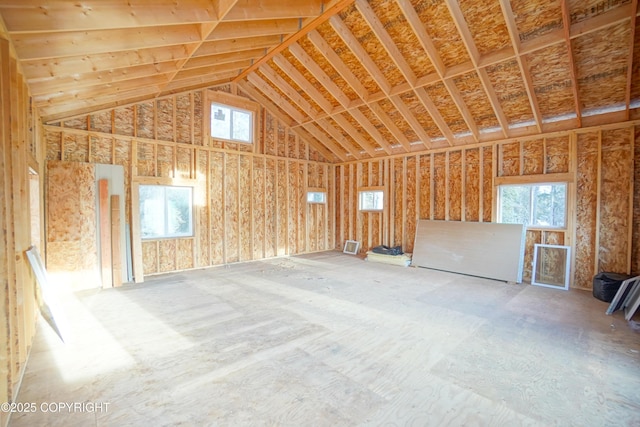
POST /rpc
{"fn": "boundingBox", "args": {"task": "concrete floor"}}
[11,251,640,426]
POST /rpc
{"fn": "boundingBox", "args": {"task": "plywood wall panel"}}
[288,161,299,254]
[63,133,89,162]
[287,130,298,160]
[633,127,640,276]
[500,141,520,176]
[393,159,404,246]
[448,151,462,221]
[90,111,112,134]
[159,239,177,272]
[176,147,192,180]
[482,146,493,222]
[176,94,192,144]
[45,130,61,161]
[156,98,174,142]
[405,156,417,252]
[137,141,156,177]
[63,117,88,130]
[277,121,287,158]
[299,164,308,251]
[598,129,632,273]
[114,106,135,137]
[464,148,480,222]
[253,157,265,259]
[90,136,113,165]
[419,155,431,219]
[225,153,239,263]
[575,132,598,288]
[209,152,225,265]
[544,231,564,245]
[433,153,447,220]
[176,239,193,270]
[545,136,570,174]
[142,241,158,275]
[523,139,544,175]
[264,158,276,258]
[196,150,210,267]
[156,144,174,178]
[114,139,131,223]
[265,112,275,156]
[136,102,155,139]
[239,155,252,261]
[524,230,542,281]
[193,91,204,145]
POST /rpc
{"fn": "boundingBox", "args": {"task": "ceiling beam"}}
[389,95,432,149]
[207,19,300,41]
[498,0,543,133]
[12,24,203,60]
[238,80,342,161]
[311,118,363,159]
[155,0,239,98]
[560,0,583,127]
[271,54,334,114]
[368,102,412,152]
[329,15,391,94]
[288,42,351,109]
[233,0,355,83]
[624,0,638,120]
[355,0,417,86]
[28,61,180,96]
[222,0,324,21]
[0,0,219,33]
[193,34,281,57]
[246,72,306,123]
[182,48,267,70]
[20,44,196,80]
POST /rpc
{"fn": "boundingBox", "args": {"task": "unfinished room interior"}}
[1,0,640,425]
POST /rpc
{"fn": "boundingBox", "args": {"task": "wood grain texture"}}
[412,220,525,282]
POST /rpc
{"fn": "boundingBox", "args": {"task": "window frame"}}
[358,187,385,212]
[496,179,568,230]
[306,188,327,204]
[208,90,259,147]
[139,184,194,240]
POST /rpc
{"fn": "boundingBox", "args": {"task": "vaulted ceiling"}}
[1,0,638,162]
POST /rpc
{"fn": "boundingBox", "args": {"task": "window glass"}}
[307,191,327,204]
[359,190,384,211]
[140,185,193,239]
[499,183,566,228]
[211,103,252,143]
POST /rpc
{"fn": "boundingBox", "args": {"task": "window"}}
[211,103,252,143]
[307,191,326,204]
[139,185,193,239]
[498,183,566,228]
[358,189,384,211]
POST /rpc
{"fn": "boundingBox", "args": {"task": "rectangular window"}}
[211,102,252,143]
[498,183,566,228]
[358,190,384,211]
[139,185,193,239]
[307,191,326,204]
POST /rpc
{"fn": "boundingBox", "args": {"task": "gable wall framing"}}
[43,87,335,280]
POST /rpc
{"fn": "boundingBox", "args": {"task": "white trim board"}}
[411,220,525,283]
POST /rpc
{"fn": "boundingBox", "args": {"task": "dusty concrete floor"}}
[11,251,640,426]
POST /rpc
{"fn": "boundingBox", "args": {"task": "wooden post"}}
[99,179,112,287]
[111,195,122,287]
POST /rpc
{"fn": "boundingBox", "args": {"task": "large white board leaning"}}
[412,220,525,283]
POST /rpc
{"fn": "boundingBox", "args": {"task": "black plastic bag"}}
[371,245,403,256]
[593,272,633,302]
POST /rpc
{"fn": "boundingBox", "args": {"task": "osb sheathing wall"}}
[336,123,640,289]
[44,87,335,278]
[0,37,42,424]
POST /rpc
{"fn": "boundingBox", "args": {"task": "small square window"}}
[140,185,193,239]
[307,191,326,204]
[211,102,253,144]
[359,190,384,211]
